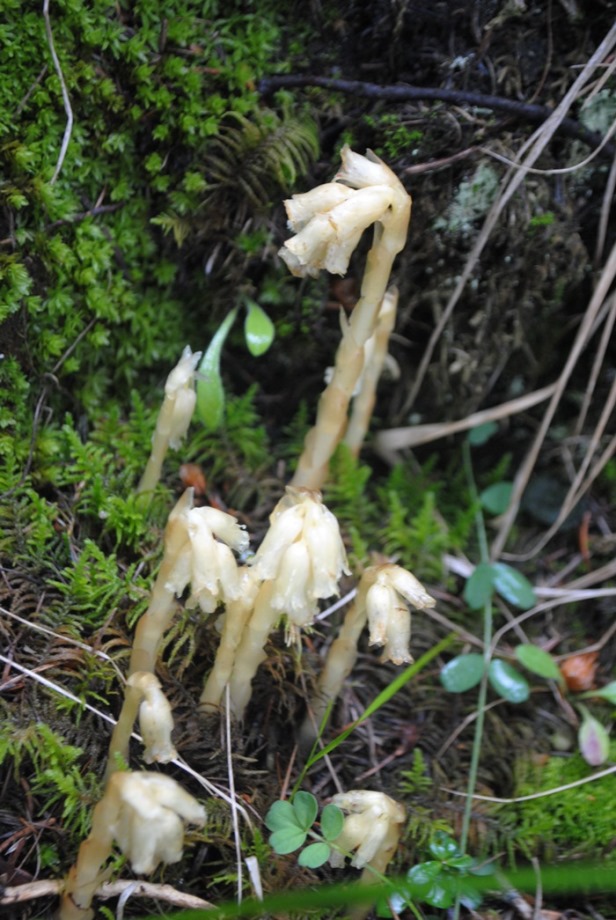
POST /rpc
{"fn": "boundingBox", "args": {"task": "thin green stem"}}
[453,441,495,919]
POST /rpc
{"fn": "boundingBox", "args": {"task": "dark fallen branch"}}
[259,74,612,156]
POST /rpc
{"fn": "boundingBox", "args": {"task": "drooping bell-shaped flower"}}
[364,564,435,664]
[249,486,350,627]
[329,790,405,874]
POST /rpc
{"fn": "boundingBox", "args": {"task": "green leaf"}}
[491,562,536,609]
[580,680,616,705]
[298,841,331,868]
[292,791,318,830]
[264,800,300,832]
[320,804,344,841]
[515,644,562,682]
[463,563,496,610]
[269,826,308,855]
[244,299,274,356]
[440,654,485,693]
[196,307,238,430]
[479,481,513,515]
[406,861,442,898]
[429,832,461,861]
[468,421,498,446]
[488,660,530,703]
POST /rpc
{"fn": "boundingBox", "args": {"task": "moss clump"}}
[501,742,616,862]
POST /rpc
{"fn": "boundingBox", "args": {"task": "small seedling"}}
[265,791,344,868]
[381,832,494,914]
[196,296,275,430]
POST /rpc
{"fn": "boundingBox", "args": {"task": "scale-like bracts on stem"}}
[280,146,411,490]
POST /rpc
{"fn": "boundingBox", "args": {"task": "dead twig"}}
[0,878,214,910]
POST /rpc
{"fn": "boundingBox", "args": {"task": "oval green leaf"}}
[491,562,536,610]
[468,421,498,446]
[196,307,238,430]
[429,831,461,861]
[488,659,530,703]
[320,804,344,841]
[515,644,562,682]
[292,791,318,830]
[269,826,307,855]
[406,861,442,898]
[298,841,331,869]
[479,481,513,515]
[440,654,485,693]
[244,299,274,356]
[463,563,496,610]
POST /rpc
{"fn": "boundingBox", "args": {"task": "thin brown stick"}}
[491,237,616,559]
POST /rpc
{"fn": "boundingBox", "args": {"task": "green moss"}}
[500,742,616,862]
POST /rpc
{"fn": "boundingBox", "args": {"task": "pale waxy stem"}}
[225,488,350,718]
[344,287,399,456]
[129,489,194,676]
[301,564,434,745]
[105,673,176,781]
[283,146,411,490]
[227,580,277,718]
[199,567,260,712]
[57,772,205,920]
[138,346,202,495]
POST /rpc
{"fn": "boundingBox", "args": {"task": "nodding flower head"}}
[107,771,206,874]
[163,490,249,614]
[249,487,350,627]
[329,789,405,871]
[360,564,435,665]
[278,146,410,279]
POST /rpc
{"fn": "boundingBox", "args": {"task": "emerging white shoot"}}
[138,346,202,495]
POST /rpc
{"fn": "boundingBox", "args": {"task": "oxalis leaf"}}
[440,654,485,693]
[298,842,331,869]
[320,804,344,841]
[292,791,318,830]
[196,307,238,430]
[264,799,300,832]
[269,826,308,855]
[244,299,274,356]
[488,660,530,703]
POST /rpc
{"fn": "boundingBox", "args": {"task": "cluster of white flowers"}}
[279,146,402,279]
[106,772,206,874]
[163,490,249,613]
[361,564,436,665]
[249,487,350,627]
[329,790,406,872]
